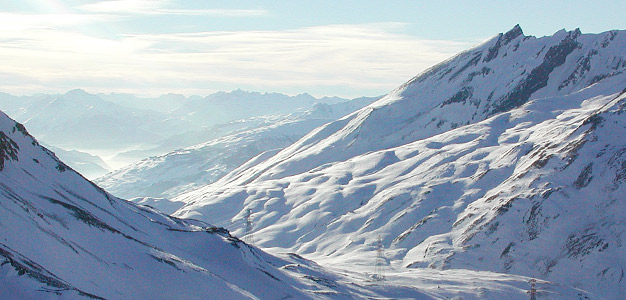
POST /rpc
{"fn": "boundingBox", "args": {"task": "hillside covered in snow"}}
[1,104,595,300]
[171,26,626,299]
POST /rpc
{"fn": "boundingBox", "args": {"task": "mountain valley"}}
[2,25,626,299]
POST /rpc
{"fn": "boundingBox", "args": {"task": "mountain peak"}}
[65,88,90,97]
[504,24,524,43]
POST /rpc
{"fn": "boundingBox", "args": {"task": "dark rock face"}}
[559,49,598,90]
[490,29,582,115]
[565,228,609,259]
[0,131,19,171]
[573,163,593,189]
[484,24,524,63]
[441,87,474,107]
[503,24,524,44]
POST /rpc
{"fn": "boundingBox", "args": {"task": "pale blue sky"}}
[1,0,625,97]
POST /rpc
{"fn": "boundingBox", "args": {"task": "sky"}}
[1,0,626,98]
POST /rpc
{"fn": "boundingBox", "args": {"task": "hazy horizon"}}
[2,1,626,98]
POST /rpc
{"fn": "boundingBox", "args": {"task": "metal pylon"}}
[374,236,385,281]
[243,208,254,245]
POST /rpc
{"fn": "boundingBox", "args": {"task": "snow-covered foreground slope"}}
[95,97,376,200]
[173,27,626,299]
[0,110,595,300]
[0,110,314,299]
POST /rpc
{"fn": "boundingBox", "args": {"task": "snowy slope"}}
[173,27,626,299]
[0,109,594,300]
[95,97,376,200]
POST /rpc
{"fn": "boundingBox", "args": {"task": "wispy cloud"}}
[77,0,170,14]
[156,9,269,17]
[0,12,110,30]
[77,0,268,17]
[0,15,479,97]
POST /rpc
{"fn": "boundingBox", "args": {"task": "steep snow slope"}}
[0,110,593,300]
[176,76,626,300]
[173,27,626,299]
[96,97,376,200]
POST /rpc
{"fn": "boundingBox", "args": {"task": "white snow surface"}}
[173,27,626,299]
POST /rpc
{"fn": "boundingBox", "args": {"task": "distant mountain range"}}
[0,89,369,178]
[0,89,189,150]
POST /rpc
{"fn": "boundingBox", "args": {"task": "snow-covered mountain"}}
[172,90,319,126]
[95,97,377,200]
[1,109,594,300]
[172,26,626,299]
[97,92,190,113]
[203,26,625,185]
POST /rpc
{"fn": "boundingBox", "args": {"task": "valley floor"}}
[264,249,596,300]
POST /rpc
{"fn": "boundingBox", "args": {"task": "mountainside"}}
[1,109,593,300]
[210,26,626,185]
[172,27,626,299]
[95,97,377,200]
